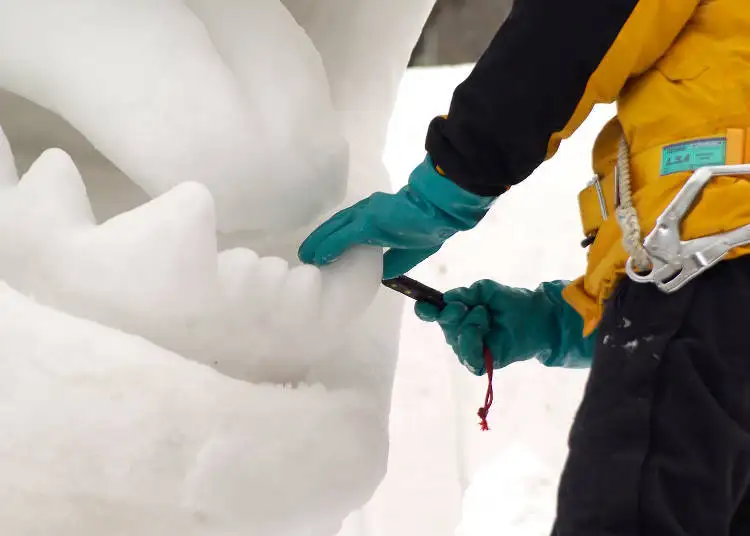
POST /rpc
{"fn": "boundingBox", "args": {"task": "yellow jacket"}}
[427,0,750,336]
[559,0,750,335]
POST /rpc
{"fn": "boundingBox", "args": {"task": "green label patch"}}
[660,137,727,176]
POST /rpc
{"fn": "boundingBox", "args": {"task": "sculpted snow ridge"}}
[0,0,437,533]
[0,0,348,232]
[0,132,381,383]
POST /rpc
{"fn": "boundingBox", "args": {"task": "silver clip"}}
[588,174,608,220]
[625,164,750,292]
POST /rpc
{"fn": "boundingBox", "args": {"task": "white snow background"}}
[359,64,617,536]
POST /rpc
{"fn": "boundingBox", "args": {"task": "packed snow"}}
[0,280,387,535]
[0,0,348,232]
[0,0,436,534]
[0,139,387,382]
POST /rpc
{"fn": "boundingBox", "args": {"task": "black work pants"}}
[553,256,750,536]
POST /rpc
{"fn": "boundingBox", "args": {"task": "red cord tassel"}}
[477,346,495,431]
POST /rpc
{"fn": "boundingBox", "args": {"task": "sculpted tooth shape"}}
[58,181,220,321]
[0,141,382,384]
[15,148,95,229]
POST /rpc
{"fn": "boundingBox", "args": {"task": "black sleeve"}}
[424,0,642,197]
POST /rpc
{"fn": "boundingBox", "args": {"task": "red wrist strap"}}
[477,346,495,431]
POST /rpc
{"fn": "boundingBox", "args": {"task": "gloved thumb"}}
[415,301,442,321]
[455,306,491,375]
[457,327,487,375]
[415,301,468,323]
[382,246,442,280]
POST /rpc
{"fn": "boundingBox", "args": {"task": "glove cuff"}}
[534,280,596,368]
[407,155,496,231]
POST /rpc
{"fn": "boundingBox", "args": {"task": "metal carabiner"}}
[625,164,750,293]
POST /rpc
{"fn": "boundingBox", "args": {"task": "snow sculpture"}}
[0,0,435,534]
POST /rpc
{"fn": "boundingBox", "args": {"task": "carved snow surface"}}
[0,0,437,534]
[0,128,396,535]
[0,132,382,382]
[0,281,388,536]
[0,0,348,232]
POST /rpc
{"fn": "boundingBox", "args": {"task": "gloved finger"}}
[438,303,484,351]
[444,285,481,307]
[429,303,470,347]
[449,305,490,357]
[382,245,442,280]
[414,301,441,321]
[459,305,491,333]
[298,208,358,264]
[307,213,380,265]
[473,279,505,305]
[484,330,514,370]
[445,280,507,309]
[456,324,487,376]
[416,301,469,345]
[436,301,469,326]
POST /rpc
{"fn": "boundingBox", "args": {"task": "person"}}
[299,0,750,534]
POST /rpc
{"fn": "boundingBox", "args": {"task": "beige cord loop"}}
[615,135,651,272]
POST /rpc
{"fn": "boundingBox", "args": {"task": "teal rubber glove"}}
[415,279,596,375]
[298,156,496,280]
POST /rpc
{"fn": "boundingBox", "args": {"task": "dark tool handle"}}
[382,275,447,309]
[383,275,495,430]
[390,275,495,431]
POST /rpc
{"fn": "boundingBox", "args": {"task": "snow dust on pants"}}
[552,255,750,536]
